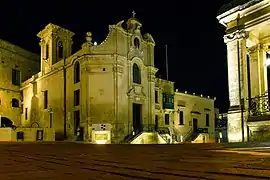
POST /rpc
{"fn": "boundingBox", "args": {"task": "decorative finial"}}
[132,10,136,18]
[86,32,92,43]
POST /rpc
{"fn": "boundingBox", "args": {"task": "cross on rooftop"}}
[132,10,136,18]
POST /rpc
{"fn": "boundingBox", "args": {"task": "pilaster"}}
[224,30,248,109]
[224,30,249,142]
[248,44,268,97]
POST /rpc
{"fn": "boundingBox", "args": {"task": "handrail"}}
[248,91,270,116]
[183,128,193,142]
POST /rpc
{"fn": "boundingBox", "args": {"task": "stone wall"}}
[0,127,55,142]
[0,39,39,125]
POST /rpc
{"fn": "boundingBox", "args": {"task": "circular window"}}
[134,37,140,49]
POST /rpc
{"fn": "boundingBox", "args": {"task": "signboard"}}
[95,134,108,141]
[92,124,111,131]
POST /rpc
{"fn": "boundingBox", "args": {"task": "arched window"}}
[134,37,140,49]
[58,41,63,60]
[12,98,19,108]
[74,61,80,84]
[133,63,141,84]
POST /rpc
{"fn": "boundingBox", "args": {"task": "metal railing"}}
[248,92,270,116]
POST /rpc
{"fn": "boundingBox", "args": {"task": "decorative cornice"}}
[224,30,249,43]
[248,44,268,54]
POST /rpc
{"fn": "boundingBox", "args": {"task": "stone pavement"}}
[0,142,270,180]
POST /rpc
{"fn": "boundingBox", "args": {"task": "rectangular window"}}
[45,44,49,59]
[165,114,169,125]
[74,110,80,135]
[74,89,80,106]
[44,90,48,109]
[25,108,28,120]
[206,114,210,127]
[12,69,21,86]
[179,111,184,125]
[155,90,158,103]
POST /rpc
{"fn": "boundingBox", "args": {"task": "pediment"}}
[127,85,146,98]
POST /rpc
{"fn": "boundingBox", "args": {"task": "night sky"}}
[0,0,234,112]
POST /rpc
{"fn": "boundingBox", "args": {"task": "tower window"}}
[134,37,140,49]
[74,62,80,84]
[58,41,63,60]
[133,63,141,84]
[11,98,19,108]
[45,44,49,59]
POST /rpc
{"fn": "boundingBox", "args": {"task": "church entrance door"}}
[132,103,142,134]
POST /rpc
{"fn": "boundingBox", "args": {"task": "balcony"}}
[248,92,270,117]
[162,92,174,109]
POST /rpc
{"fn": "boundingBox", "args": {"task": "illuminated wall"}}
[174,91,216,142]
[18,16,157,142]
[0,39,39,125]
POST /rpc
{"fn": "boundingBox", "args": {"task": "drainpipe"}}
[63,58,67,139]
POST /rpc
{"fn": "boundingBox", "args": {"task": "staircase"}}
[121,131,142,144]
[121,125,170,144]
[186,128,209,143]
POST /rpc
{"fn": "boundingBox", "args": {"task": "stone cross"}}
[132,10,136,18]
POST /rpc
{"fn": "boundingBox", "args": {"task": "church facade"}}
[0,15,216,143]
[218,0,270,142]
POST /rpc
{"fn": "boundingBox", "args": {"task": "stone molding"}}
[248,44,268,54]
[224,30,249,43]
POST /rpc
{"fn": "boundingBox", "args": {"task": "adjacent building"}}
[217,0,270,142]
[173,90,216,143]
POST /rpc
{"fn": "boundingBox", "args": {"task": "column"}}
[248,45,260,97]
[147,66,158,128]
[224,30,248,142]
[258,44,268,95]
[224,30,248,109]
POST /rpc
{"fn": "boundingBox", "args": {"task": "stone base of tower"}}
[227,109,244,143]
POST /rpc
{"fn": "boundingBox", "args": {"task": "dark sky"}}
[0,0,233,112]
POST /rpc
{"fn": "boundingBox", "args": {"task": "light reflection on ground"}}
[0,142,270,179]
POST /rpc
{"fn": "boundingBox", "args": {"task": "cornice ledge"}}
[224,30,249,43]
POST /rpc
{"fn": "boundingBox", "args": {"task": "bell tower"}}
[37,23,75,74]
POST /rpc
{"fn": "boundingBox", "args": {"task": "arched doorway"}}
[0,117,14,127]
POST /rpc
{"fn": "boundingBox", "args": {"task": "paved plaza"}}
[0,142,270,179]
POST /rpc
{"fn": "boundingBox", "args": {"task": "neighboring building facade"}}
[173,90,216,143]
[0,39,39,126]
[217,0,270,142]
